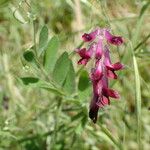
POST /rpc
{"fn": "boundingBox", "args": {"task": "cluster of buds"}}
[75,28,124,123]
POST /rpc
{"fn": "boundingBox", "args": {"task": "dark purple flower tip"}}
[95,38,103,59]
[82,33,93,42]
[89,94,99,123]
[103,88,120,99]
[106,62,124,71]
[89,105,99,123]
[77,58,89,65]
[112,62,125,70]
[82,29,99,42]
[105,30,123,46]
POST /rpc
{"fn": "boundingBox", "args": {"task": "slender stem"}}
[134,33,150,52]
[99,124,124,150]
[100,0,111,28]
[33,20,37,56]
[74,0,84,31]
[50,97,62,149]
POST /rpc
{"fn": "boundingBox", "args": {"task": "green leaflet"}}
[52,52,70,87]
[63,59,76,95]
[38,25,48,56]
[44,36,59,73]
[78,70,90,91]
[78,70,91,101]
[23,50,35,62]
[20,77,39,85]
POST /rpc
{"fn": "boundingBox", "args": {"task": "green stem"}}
[33,20,37,56]
[50,97,62,149]
[100,125,124,150]
[134,33,150,52]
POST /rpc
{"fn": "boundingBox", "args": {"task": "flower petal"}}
[105,30,123,46]
[96,96,110,108]
[82,29,99,42]
[103,88,120,99]
[76,48,90,59]
[76,44,96,65]
[91,60,103,81]
[82,33,93,42]
[89,94,99,123]
[88,42,96,56]
[107,70,118,79]
[95,38,103,59]
[104,46,112,67]
[102,96,110,105]
[78,58,89,65]
[104,46,124,71]
[112,62,124,70]
[89,107,99,123]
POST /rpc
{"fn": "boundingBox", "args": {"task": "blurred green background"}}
[0,0,150,150]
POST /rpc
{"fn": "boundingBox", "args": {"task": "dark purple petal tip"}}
[89,106,99,123]
[82,29,99,42]
[82,33,93,42]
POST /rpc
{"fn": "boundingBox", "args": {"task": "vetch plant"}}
[76,28,124,123]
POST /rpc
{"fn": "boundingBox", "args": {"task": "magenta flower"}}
[105,30,123,45]
[76,48,91,65]
[75,27,124,123]
[104,46,124,79]
[76,43,96,65]
[82,29,99,42]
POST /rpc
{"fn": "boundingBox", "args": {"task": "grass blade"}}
[133,54,142,149]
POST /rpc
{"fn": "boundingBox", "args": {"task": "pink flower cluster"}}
[76,28,124,123]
